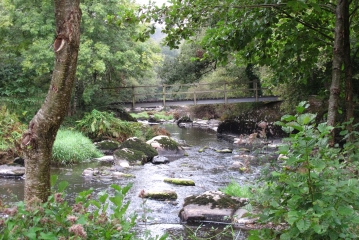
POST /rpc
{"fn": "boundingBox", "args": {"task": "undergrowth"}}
[249,102,359,239]
[0,105,26,152]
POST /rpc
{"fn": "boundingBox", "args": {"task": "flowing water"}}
[0,124,278,239]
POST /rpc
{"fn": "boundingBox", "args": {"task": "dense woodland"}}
[1,0,359,239]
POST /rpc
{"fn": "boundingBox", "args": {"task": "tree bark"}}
[21,0,81,202]
[343,0,353,140]
[327,0,345,142]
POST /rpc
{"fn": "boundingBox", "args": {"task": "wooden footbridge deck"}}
[102,81,280,109]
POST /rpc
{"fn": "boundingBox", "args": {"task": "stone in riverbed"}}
[164,178,195,186]
[0,165,25,177]
[179,191,248,223]
[140,190,178,200]
[146,135,185,158]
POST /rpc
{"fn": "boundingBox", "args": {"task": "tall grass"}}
[52,129,103,165]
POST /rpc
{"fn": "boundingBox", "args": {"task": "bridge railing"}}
[102,80,267,109]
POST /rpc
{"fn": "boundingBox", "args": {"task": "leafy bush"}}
[0,105,26,152]
[52,129,103,165]
[0,177,137,240]
[251,102,359,239]
[76,110,143,142]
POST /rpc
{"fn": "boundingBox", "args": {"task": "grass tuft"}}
[52,129,103,165]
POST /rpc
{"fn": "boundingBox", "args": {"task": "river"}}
[0,124,277,239]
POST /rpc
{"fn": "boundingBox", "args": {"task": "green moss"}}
[183,193,241,209]
[143,190,177,200]
[120,138,158,158]
[114,148,146,164]
[157,137,179,150]
[164,178,195,186]
[96,140,119,150]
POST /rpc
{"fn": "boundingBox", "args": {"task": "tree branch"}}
[276,9,334,42]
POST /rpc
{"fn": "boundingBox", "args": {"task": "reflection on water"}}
[0,124,257,239]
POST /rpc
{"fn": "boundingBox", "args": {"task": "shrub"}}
[52,129,103,165]
[0,177,137,240]
[251,102,359,239]
[76,110,143,142]
[0,105,26,152]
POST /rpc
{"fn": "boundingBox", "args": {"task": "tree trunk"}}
[343,0,353,140]
[327,0,345,143]
[21,0,81,202]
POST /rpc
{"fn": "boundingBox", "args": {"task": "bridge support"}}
[131,86,135,109]
[162,84,166,109]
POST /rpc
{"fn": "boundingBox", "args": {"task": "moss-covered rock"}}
[179,191,248,223]
[95,140,120,155]
[164,178,195,186]
[146,135,185,158]
[113,148,147,165]
[142,190,178,200]
[120,137,157,159]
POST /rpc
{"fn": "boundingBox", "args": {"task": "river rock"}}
[164,178,195,186]
[140,190,178,200]
[121,137,158,160]
[152,156,169,164]
[0,165,25,177]
[93,155,114,162]
[215,148,233,153]
[114,148,145,165]
[94,140,120,155]
[179,191,248,223]
[146,136,185,158]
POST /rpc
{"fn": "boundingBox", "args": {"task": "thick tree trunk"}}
[343,0,353,140]
[327,0,345,143]
[21,0,81,202]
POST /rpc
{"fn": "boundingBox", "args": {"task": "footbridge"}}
[103,81,280,109]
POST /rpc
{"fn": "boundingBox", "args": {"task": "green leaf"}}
[98,192,109,204]
[50,175,58,187]
[109,196,123,207]
[58,181,69,192]
[281,115,296,122]
[296,218,310,232]
[39,232,57,240]
[312,224,323,234]
[337,206,354,216]
[297,113,316,125]
[287,211,299,225]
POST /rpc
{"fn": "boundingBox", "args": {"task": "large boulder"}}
[113,137,158,165]
[179,191,248,223]
[146,135,185,158]
[95,140,120,155]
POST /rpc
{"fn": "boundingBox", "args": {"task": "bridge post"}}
[224,83,228,104]
[254,80,258,102]
[162,84,166,109]
[193,84,197,105]
[132,86,135,109]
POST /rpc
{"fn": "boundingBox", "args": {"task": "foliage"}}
[52,129,103,165]
[251,102,359,239]
[0,179,137,240]
[144,125,171,141]
[0,106,26,152]
[76,109,143,142]
[130,111,150,120]
[221,181,253,199]
[0,0,163,115]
